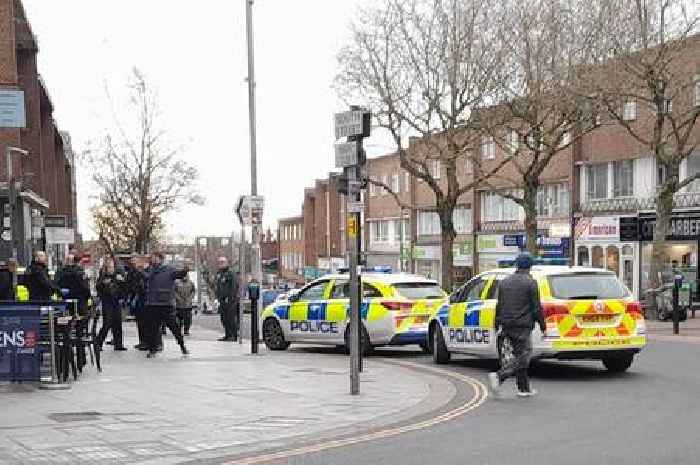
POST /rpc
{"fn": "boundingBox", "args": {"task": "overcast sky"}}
[22,0,387,242]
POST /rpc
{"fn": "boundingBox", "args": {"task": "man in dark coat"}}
[57,254,91,316]
[25,251,60,301]
[215,257,239,342]
[144,252,189,358]
[489,252,546,398]
[126,256,148,350]
[96,257,127,351]
[0,258,16,300]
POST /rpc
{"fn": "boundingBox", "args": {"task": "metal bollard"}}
[39,306,70,390]
[673,276,681,335]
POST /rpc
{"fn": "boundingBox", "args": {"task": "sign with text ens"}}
[334,110,371,140]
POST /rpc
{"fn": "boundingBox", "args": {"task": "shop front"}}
[574,216,638,298]
[478,233,570,273]
[413,245,441,282]
[637,212,700,299]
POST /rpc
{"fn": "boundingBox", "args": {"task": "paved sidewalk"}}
[646,315,700,343]
[0,320,452,464]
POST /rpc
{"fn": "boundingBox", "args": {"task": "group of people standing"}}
[98,252,195,358]
[13,249,241,358]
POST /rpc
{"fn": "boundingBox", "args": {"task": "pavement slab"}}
[0,319,452,464]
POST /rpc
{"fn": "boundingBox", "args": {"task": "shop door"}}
[622,257,634,293]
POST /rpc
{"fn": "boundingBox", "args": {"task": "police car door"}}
[324,280,350,344]
[288,280,331,343]
[445,276,490,354]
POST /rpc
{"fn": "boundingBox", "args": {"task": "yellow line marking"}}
[224,360,488,465]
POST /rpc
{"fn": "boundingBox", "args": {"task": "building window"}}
[418,211,441,235]
[381,175,389,195]
[508,130,519,155]
[686,154,700,192]
[482,136,495,160]
[537,184,570,217]
[482,191,521,222]
[372,221,389,243]
[428,160,441,179]
[393,219,409,242]
[622,100,636,121]
[586,163,608,200]
[695,75,700,107]
[392,173,401,193]
[404,171,410,192]
[612,160,634,197]
[453,207,472,234]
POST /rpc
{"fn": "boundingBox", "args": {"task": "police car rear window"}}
[393,283,446,300]
[548,273,630,300]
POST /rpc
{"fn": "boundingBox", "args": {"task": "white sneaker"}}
[517,389,538,398]
[488,373,501,395]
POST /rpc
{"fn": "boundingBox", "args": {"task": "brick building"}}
[0,0,77,266]
[278,216,305,284]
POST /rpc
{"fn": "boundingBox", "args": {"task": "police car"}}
[261,268,447,353]
[429,260,646,373]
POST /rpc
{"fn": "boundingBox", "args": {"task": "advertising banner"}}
[0,306,42,382]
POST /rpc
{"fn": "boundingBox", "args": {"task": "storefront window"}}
[577,246,590,267]
[592,246,604,269]
[606,246,620,275]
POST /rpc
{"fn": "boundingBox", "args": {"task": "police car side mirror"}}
[288,293,299,303]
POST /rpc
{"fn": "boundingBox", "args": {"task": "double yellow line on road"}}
[224,360,488,465]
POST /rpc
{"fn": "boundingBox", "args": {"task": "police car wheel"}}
[263,318,290,351]
[344,325,373,356]
[497,335,515,369]
[602,354,634,373]
[419,341,431,354]
[430,324,450,364]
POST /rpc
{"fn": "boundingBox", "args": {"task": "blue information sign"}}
[0,306,42,381]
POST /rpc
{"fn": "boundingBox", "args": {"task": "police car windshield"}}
[548,273,630,300]
[393,283,446,300]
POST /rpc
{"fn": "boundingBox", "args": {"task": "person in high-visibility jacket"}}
[25,251,60,301]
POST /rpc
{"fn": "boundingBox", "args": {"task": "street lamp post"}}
[4,146,28,296]
[246,0,263,348]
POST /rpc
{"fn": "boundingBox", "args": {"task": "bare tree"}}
[85,69,204,255]
[583,0,700,315]
[336,0,507,290]
[476,0,604,254]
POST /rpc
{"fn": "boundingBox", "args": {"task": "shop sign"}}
[503,234,570,257]
[413,245,441,261]
[549,223,571,238]
[575,216,620,241]
[453,238,473,267]
[639,214,700,241]
[619,216,639,242]
[477,235,507,252]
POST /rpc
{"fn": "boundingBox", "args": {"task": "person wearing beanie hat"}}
[488,251,546,397]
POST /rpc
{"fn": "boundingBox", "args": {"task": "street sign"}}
[347,201,364,214]
[334,110,371,140]
[236,195,264,227]
[334,142,358,168]
[44,215,67,228]
[45,227,75,245]
[0,89,26,129]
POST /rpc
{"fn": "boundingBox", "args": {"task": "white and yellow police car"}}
[429,260,646,373]
[261,268,447,353]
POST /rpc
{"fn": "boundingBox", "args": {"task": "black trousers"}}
[220,302,239,340]
[176,307,192,334]
[97,303,123,349]
[146,305,185,352]
[497,327,532,392]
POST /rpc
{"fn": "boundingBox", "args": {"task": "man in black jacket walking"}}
[144,252,189,358]
[57,254,91,316]
[489,252,546,398]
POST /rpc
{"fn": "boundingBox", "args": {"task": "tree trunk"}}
[649,181,675,319]
[523,180,539,256]
[439,208,457,292]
